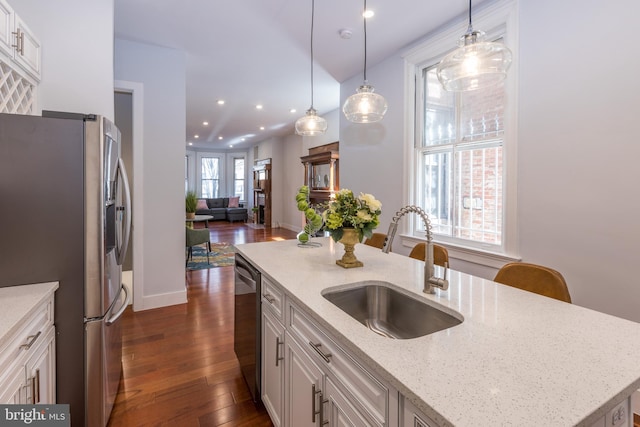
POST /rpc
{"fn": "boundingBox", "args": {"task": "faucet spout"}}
[381,205,449,294]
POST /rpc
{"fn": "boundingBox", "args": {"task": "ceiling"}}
[114,0,484,150]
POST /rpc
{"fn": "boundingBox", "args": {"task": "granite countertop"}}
[236,238,640,427]
[0,282,58,349]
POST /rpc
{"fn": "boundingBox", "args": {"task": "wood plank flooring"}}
[108,222,297,427]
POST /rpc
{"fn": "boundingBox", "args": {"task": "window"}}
[185,156,189,193]
[416,66,504,248]
[405,0,517,258]
[233,158,245,201]
[201,157,219,198]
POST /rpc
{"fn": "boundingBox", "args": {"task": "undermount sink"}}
[323,281,462,339]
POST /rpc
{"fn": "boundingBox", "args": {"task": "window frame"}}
[402,0,520,267]
[232,156,246,202]
[197,154,223,199]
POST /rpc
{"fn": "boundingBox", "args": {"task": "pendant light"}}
[295,0,327,136]
[436,0,512,92]
[342,0,387,123]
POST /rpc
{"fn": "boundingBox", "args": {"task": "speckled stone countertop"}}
[236,238,640,427]
[0,282,58,349]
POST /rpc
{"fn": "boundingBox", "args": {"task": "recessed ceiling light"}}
[217,100,225,105]
[229,144,234,148]
[203,121,209,126]
[188,142,193,146]
[218,136,223,140]
[194,134,199,138]
[241,138,246,142]
[260,126,265,130]
[363,9,374,18]
[256,104,263,110]
[290,108,297,113]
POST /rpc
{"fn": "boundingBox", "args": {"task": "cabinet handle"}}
[20,331,41,350]
[264,293,276,304]
[275,337,284,367]
[319,392,328,426]
[11,29,24,55]
[309,341,332,363]
[34,369,40,403]
[311,384,321,423]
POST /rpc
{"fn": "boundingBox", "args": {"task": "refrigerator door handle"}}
[106,284,130,326]
[116,157,132,266]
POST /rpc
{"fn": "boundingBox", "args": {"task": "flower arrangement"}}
[323,189,382,243]
[295,185,323,243]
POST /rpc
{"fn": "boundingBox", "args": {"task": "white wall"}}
[115,38,187,309]
[517,0,640,321]
[336,0,640,323]
[339,56,406,246]
[13,0,114,119]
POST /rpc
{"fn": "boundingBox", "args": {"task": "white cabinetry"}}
[0,0,41,81]
[262,276,285,427]
[260,273,396,427]
[0,287,56,404]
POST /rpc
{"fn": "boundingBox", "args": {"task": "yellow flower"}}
[356,210,372,222]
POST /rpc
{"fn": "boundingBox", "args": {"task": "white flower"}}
[359,193,381,212]
[356,210,372,222]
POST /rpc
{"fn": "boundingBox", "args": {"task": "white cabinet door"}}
[325,375,380,427]
[262,308,284,427]
[0,0,12,57]
[12,13,40,80]
[0,367,26,404]
[25,325,56,404]
[284,332,324,427]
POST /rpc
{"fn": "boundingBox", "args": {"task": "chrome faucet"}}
[381,205,449,294]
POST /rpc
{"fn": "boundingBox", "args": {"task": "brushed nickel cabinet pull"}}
[275,337,284,367]
[319,392,328,425]
[11,29,24,55]
[311,384,321,422]
[308,341,332,363]
[35,369,40,403]
[264,294,276,304]
[20,331,41,350]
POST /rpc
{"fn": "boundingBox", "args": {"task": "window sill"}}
[399,234,521,269]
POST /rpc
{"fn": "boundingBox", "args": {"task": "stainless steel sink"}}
[323,281,462,339]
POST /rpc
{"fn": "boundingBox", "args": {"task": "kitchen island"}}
[236,238,640,426]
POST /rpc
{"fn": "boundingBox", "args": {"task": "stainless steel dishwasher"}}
[234,253,262,402]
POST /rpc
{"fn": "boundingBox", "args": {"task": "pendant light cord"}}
[466,0,474,34]
[363,0,368,83]
[310,0,316,109]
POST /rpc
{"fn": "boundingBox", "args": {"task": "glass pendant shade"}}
[437,30,512,92]
[295,108,328,136]
[342,84,388,123]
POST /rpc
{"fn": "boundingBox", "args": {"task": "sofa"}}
[195,197,248,222]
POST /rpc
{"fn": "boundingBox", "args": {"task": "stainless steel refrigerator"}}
[0,111,132,427]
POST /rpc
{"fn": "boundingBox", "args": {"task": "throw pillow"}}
[196,199,208,211]
[228,196,240,208]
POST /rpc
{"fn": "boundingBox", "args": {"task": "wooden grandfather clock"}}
[300,142,339,206]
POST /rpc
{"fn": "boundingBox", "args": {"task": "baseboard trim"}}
[138,289,187,311]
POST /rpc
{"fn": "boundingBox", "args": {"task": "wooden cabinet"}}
[300,142,339,206]
[284,333,323,427]
[253,158,272,226]
[400,396,436,427]
[0,286,56,405]
[0,0,41,81]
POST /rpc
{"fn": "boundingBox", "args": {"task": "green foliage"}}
[323,189,382,243]
[185,191,198,213]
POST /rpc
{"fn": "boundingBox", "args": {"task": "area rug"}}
[186,242,235,270]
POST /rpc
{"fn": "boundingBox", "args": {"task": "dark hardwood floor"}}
[108,222,297,427]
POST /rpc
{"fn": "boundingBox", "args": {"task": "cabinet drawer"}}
[0,297,53,382]
[287,301,388,424]
[262,276,284,321]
